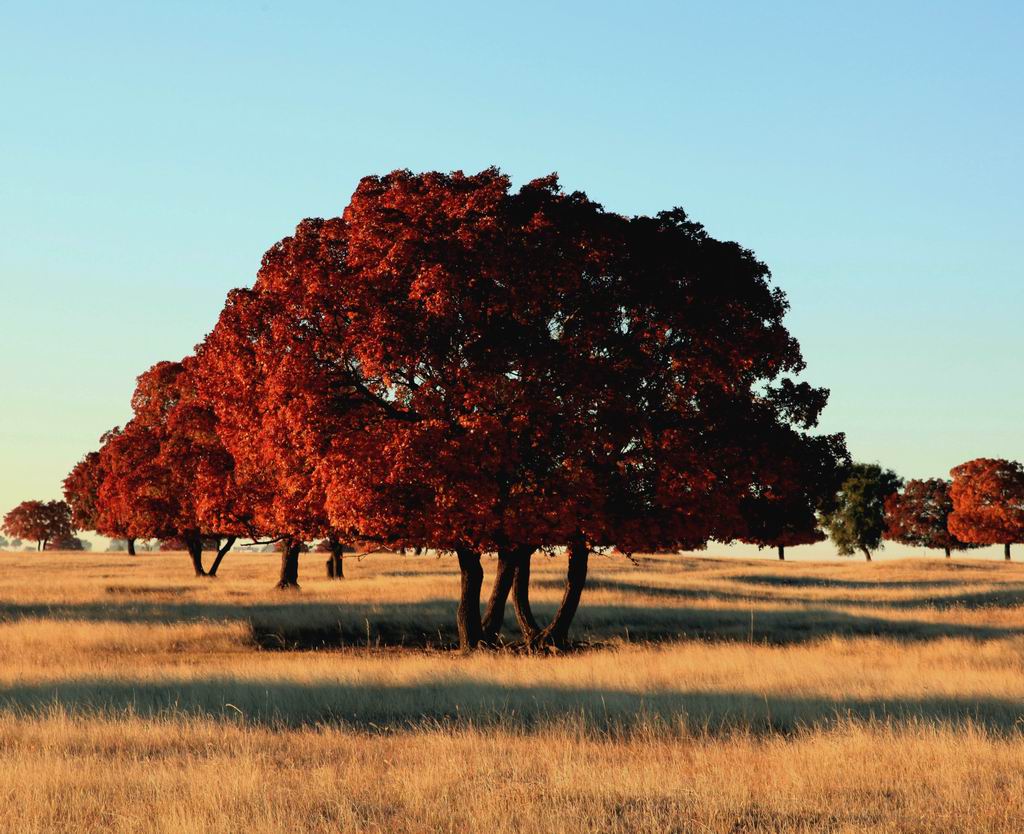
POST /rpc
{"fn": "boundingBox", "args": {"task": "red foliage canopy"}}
[95,361,251,548]
[195,286,337,545]
[948,459,1024,554]
[197,169,845,560]
[2,500,74,550]
[63,450,105,531]
[884,478,975,555]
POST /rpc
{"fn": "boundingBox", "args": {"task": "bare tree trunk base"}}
[277,542,301,589]
[513,550,540,644]
[456,548,483,652]
[207,537,236,577]
[525,539,589,651]
[481,546,533,646]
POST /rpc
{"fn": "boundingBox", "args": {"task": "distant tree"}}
[69,429,142,555]
[64,449,125,553]
[10,538,21,550]
[63,451,103,530]
[158,535,220,551]
[45,536,87,551]
[315,536,355,578]
[2,500,74,551]
[196,284,343,590]
[94,361,249,577]
[821,464,903,561]
[884,478,976,558]
[948,459,1024,560]
[737,423,846,560]
[0,535,7,550]
[106,538,128,552]
[741,506,825,561]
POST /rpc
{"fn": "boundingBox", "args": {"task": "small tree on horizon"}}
[884,478,976,558]
[821,463,902,561]
[948,458,1024,560]
[45,536,88,551]
[736,424,846,560]
[2,500,75,551]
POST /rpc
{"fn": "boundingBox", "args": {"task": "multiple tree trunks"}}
[861,547,872,562]
[207,537,236,577]
[449,539,590,652]
[277,541,302,589]
[481,545,534,645]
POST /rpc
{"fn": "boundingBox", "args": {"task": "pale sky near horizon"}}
[1,1,1021,557]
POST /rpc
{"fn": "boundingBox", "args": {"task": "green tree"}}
[821,463,903,561]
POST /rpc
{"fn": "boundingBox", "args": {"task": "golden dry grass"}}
[1,547,1024,832]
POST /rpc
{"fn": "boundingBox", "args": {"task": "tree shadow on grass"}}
[730,574,970,590]
[570,602,1024,645]
[1,597,1022,650]
[568,577,1024,614]
[1,678,1021,735]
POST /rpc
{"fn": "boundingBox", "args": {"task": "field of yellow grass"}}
[1,547,1023,832]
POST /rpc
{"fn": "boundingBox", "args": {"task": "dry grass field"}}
[1,547,1023,832]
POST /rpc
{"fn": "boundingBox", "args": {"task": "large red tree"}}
[949,459,1024,560]
[202,169,844,649]
[884,478,975,558]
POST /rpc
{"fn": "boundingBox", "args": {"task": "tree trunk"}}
[944,547,951,558]
[533,537,589,650]
[329,545,344,579]
[861,547,872,562]
[277,541,301,589]
[1005,543,1011,561]
[207,536,235,577]
[778,545,785,561]
[414,546,423,556]
[184,532,206,576]
[481,546,533,645]
[127,538,136,556]
[512,548,540,643]
[455,547,484,651]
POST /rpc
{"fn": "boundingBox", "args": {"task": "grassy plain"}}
[1,547,1023,832]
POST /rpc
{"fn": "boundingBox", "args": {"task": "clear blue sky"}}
[2,1,1021,555]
